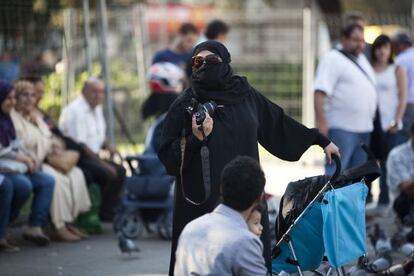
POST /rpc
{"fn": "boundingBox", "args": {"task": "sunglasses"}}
[191,54,222,68]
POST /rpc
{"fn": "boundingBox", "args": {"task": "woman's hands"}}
[15,152,37,174]
[192,113,214,141]
[324,142,340,164]
[386,120,402,134]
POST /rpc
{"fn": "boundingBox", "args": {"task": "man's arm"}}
[314,90,328,137]
[313,52,339,137]
[392,65,408,132]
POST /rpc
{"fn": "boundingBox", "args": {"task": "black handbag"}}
[370,109,387,160]
[126,174,173,200]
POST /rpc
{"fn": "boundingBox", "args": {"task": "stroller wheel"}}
[120,213,144,239]
[157,210,173,240]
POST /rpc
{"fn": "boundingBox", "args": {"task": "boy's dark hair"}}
[205,20,229,40]
[178,23,199,35]
[20,76,42,84]
[221,156,265,211]
[341,23,363,39]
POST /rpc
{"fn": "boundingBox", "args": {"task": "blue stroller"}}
[272,146,381,275]
[113,114,174,241]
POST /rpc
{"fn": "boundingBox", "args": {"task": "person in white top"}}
[59,77,109,154]
[371,34,408,208]
[59,77,126,221]
[314,23,377,176]
[393,33,414,142]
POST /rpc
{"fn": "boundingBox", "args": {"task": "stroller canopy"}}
[272,158,380,273]
[276,159,380,239]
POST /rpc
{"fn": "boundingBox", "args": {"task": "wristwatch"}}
[389,120,403,129]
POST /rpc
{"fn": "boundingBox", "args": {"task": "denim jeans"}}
[5,172,55,227]
[398,103,414,144]
[325,128,371,176]
[0,177,13,239]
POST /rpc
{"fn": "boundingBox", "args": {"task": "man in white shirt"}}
[314,23,377,175]
[174,156,268,276]
[59,77,113,154]
[59,77,125,221]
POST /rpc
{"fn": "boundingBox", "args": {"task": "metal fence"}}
[1,2,413,151]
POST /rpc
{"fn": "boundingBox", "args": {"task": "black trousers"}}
[393,192,414,222]
[78,158,126,220]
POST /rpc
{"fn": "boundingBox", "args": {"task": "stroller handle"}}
[330,154,341,182]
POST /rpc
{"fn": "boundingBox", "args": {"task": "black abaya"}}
[158,86,329,275]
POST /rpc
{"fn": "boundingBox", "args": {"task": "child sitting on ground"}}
[248,204,264,237]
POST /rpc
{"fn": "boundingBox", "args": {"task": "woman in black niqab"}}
[157,41,340,275]
[191,40,250,104]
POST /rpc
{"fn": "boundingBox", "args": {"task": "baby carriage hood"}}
[278,175,330,239]
[276,158,380,240]
[273,154,380,273]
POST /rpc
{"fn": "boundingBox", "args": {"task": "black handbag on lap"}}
[126,174,173,200]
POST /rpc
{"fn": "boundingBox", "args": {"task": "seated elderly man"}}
[387,124,414,228]
[174,156,268,276]
[58,77,125,221]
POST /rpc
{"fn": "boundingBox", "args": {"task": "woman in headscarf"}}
[0,80,54,248]
[11,80,91,242]
[158,41,340,274]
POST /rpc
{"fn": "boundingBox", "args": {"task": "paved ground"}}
[0,153,396,276]
[0,158,310,276]
[0,223,171,276]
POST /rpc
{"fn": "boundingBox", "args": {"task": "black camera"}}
[186,99,218,125]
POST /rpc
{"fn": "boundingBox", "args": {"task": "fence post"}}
[82,0,92,75]
[98,0,115,145]
[302,0,318,164]
[133,3,149,97]
[62,8,76,107]
[301,1,315,128]
[412,0,414,38]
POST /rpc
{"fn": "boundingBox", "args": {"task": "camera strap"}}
[199,129,211,202]
[179,118,212,206]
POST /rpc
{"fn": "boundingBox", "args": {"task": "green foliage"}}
[40,63,102,121]
[234,63,303,120]
[110,60,139,91]
[39,60,144,147]
[40,71,63,121]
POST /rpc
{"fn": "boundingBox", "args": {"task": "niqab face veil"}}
[190,41,251,105]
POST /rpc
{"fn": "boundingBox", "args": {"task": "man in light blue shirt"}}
[174,156,268,276]
[387,123,414,223]
[393,33,414,142]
